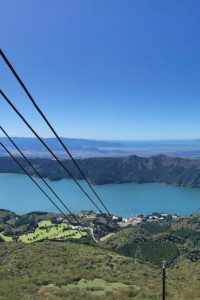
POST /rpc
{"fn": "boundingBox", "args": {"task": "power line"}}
[0,48,111,216]
[0,89,119,232]
[0,141,106,255]
[3,49,200,257]
[0,50,134,239]
[0,89,106,215]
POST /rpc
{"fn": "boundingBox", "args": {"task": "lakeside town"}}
[74,210,179,227]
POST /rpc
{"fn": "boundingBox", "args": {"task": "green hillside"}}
[0,241,200,299]
[0,210,200,299]
[2,154,200,187]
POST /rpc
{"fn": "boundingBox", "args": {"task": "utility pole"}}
[162,261,166,300]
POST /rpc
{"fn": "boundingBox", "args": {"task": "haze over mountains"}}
[1,137,200,159]
[0,137,126,158]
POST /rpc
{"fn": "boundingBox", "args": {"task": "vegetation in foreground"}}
[0,241,200,299]
[0,209,200,299]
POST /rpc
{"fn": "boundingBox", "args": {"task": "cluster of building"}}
[118,213,179,227]
[55,210,179,228]
[118,216,143,227]
[147,213,178,222]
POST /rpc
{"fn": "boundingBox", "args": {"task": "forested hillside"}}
[1,154,200,187]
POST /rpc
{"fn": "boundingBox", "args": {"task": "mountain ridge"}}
[1,154,200,187]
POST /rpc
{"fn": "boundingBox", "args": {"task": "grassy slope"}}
[0,241,199,299]
[0,241,160,300]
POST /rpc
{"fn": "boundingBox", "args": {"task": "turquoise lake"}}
[0,173,200,217]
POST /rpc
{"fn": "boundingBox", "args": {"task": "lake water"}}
[0,173,200,217]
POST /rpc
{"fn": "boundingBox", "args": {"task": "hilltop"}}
[2,154,200,187]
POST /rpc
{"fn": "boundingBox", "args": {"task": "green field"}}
[38,221,53,228]
[19,221,87,243]
[0,232,13,242]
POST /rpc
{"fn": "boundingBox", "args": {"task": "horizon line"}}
[0,136,200,142]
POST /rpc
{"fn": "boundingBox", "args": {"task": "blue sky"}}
[1,0,200,140]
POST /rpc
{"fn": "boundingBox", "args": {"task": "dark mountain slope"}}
[1,154,200,187]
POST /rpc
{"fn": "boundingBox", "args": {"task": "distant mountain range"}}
[0,137,125,151]
[0,137,126,158]
[2,137,200,159]
[1,154,200,188]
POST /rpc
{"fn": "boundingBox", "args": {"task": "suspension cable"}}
[0,48,111,216]
[0,89,106,215]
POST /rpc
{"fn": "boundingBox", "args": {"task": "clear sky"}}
[1,0,200,140]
